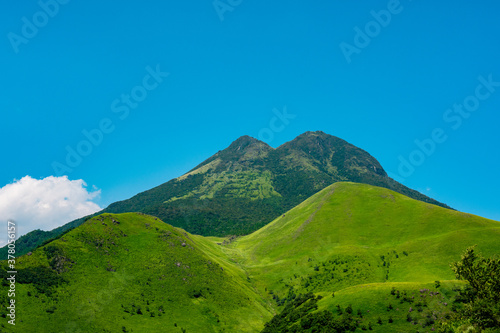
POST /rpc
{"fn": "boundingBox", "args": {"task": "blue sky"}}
[1,0,500,240]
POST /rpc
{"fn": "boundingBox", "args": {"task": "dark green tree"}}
[438,246,500,332]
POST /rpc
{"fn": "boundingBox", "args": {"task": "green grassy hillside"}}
[1,182,498,332]
[0,213,272,333]
[230,182,500,332]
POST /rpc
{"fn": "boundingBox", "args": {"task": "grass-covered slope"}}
[231,182,500,332]
[236,182,499,286]
[0,213,272,333]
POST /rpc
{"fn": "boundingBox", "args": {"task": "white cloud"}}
[0,176,102,247]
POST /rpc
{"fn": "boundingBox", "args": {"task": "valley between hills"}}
[1,132,499,332]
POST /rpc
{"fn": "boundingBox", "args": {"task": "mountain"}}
[2,183,498,332]
[2,131,450,258]
[104,131,449,235]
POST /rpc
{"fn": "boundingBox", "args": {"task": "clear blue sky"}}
[1,0,499,237]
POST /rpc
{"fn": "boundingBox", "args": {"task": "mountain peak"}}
[227,135,267,150]
[277,131,388,178]
[300,130,328,137]
[187,135,271,173]
[213,135,272,161]
[293,130,339,142]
